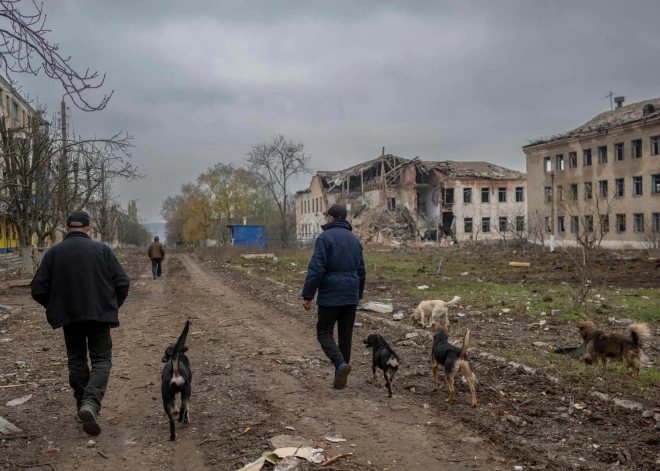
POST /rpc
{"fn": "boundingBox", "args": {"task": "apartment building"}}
[524,97,660,249]
[295,155,526,244]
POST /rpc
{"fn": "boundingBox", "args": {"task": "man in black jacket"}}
[31,211,130,435]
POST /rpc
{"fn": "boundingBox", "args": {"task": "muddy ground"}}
[1,250,659,471]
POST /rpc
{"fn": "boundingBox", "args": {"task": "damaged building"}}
[295,155,527,246]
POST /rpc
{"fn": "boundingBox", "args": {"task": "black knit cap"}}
[66,211,90,228]
[323,204,347,220]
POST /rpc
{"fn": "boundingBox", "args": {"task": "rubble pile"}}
[354,206,418,247]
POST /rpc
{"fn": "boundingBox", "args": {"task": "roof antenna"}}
[606,90,615,110]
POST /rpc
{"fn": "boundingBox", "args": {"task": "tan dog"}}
[411,296,461,328]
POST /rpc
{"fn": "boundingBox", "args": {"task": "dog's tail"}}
[172,320,190,378]
[446,296,461,307]
[380,335,400,367]
[459,329,471,361]
[628,322,651,346]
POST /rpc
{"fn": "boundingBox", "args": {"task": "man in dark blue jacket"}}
[31,211,130,436]
[302,204,366,389]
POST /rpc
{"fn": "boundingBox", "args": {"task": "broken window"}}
[615,178,625,197]
[557,185,564,201]
[598,146,608,164]
[583,149,592,166]
[387,198,396,210]
[464,218,473,233]
[498,188,507,203]
[557,216,565,232]
[584,215,594,232]
[544,187,552,203]
[544,157,552,172]
[568,152,578,168]
[556,154,564,170]
[652,213,660,232]
[634,213,644,232]
[499,216,507,232]
[515,187,524,202]
[652,136,660,156]
[569,184,578,200]
[545,217,551,233]
[615,143,624,161]
[584,182,593,200]
[632,139,642,159]
[599,180,608,198]
[481,188,489,203]
[633,176,643,196]
[463,188,472,204]
[516,216,525,232]
[482,217,491,233]
[600,215,609,234]
[570,216,579,233]
[652,174,660,194]
[616,214,626,232]
[444,189,455,205]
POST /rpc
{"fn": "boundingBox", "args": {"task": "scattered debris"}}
[240,253,275,260]
[460,272,469,276]
[273,447,324,464]
[87,439,96,448]
[268,435,311,449]
[417,285,429,290]
[392,312,404,321]
[325,436,347,443]
[457,312,465,318]
[508,262,531,267]
[405,332,419,339]
[0,416,22,435]
[237,457,265,471]
[532,342,549,349]
[6,394,32,407]
[357,302,393,313]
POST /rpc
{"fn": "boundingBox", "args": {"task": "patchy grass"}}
[200,246,660,322]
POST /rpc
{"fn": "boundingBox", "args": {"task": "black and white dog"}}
[363,334,400,398]
[161,320,192,441]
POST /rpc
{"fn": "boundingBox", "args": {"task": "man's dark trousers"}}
[63,321,112,414]
[316,305,357,368]
[151,258,163,278]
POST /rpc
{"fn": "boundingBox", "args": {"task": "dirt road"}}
[2,253,507,471]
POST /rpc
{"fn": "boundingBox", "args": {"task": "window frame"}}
[556,154,564,170]
[498,187,507,203]
[614,142,624,161]
[544,157,552,173]
[615,178,625,197]
[616,214,626,233]
[583,149,592,166]
[482,217,491,233]
[481,188,489,203]
[463,187,472,204]
[544,186,552,203]
[569,184,578,201]
[632,139,642,159]
[515,186,524,202]
[633,213,645,233]
[464,217,473,233]
[498,216,507,232]
[557,216,565,233]
[599,180,608,198]
[515,216,525,232]
[570,216,579,233]
[583,182,593,200]
[632,176,643,196]
[598,146,608,164]
[652,174,660,195]
[568,152,578,168]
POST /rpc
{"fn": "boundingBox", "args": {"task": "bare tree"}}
[561,193,616,309]
[637,226,660,250]
[0,108,137,273]
[245,134,311,246]
[0,1,112,111]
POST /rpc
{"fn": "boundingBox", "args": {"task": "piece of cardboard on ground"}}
[0,416,22,435]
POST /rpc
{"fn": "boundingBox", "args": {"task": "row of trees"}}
[162,135,311,246]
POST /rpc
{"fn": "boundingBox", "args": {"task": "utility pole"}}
[606,91,614,110]
[550,171,556,252]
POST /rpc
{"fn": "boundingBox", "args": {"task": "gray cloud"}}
[15,0,660,221]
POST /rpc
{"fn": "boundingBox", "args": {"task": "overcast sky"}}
[16,0,660,222]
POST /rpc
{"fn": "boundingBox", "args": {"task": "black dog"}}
[363,334,400,397]
[431,323,477,407]
[161,320,192,441]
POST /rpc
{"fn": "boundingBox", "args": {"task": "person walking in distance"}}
[31,211,130,435]
[148,236,165,279]
[301,204,366,389]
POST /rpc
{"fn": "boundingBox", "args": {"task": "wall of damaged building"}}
[295,176,327,239]
[443,178,528,242]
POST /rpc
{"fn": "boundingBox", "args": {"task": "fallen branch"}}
[322,453,353,467]
[1,460,53,469]
[197,422,264,445]
[97,451,109,459]
[0,384,25,389]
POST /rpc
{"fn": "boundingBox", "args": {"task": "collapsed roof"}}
[525,98,660,148]
[303,155,524,194]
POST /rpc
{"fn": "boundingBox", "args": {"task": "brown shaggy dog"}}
[576,320,651,377]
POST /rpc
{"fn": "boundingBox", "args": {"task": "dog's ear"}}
[162,346,174,363]
[443,323,451,332]
[431,323,439,332]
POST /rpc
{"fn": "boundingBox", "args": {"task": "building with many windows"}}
[524,97,660,249]
[295,155,526,245]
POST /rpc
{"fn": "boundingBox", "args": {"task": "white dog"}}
[411,296,461,327]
